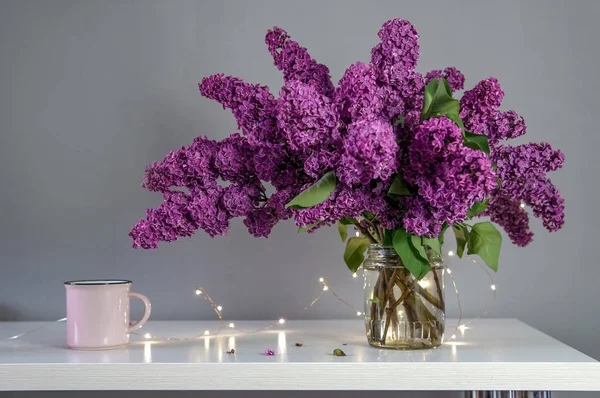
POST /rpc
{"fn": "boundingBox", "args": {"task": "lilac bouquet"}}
[130,19,565,281]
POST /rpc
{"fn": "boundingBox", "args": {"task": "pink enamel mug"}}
[65,280,151,350]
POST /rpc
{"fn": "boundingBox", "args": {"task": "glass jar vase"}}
[363,244,445,349]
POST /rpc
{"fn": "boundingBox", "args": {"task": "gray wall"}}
[1,0,599,396]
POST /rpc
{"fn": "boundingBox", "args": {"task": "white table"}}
[1,319,599,393]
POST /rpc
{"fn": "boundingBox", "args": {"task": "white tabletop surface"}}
[1,319,599,391]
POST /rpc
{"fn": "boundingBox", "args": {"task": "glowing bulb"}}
[323,285,329,291]
[459,325,467,332]
[355,231,360,237]
[520,202,526,208]
[446,269,452,275]
[229,323,235,328]
[195,289,202,296]
[490,284,496,291]
[451,334,456,339]
[279,318,285,324]
[217,306,223,312]
[204,330,210,335]
[319,277,324,283]
[356,311,362,316]
[418,280,431,288]
[144,333,152,339]
[447,250,455,257]
[352,273,357,278]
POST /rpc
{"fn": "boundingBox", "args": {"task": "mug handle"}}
[128,292,152,332]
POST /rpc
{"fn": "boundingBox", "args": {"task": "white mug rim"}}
[64,279,132,286]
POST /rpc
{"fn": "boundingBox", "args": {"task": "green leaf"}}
[362,212,377,221]
[369,297,380,304]
[298,224,316,233]
[285,171,336,209]
[467,199,489,218]
[339,216,358,225]
[423,78,460,120]
[446,113,465,131]
[343,237,371,273]
[337,221,348,242]
[452,223,469,258]
[392,228,431,279]
[467,221,502,272]
[440,78,453,96]
[388,174,413,198]
[422,237,441,255]
[421,79,439,118]
[410,235,428,260]
[383,229,393,247]
[333,349,347,356]
[463,131,490,154]
[438,223,450,246]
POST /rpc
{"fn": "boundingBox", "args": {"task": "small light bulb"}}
[446,269,452,275]
[352,273,357,278]
[279,318,285,324]
[195,289,202,296]
[144,333,152,339]
[459,324,466,332]
[520,202,526,209]
[323,285,329,291]
[490,284,496,291]
[418,280,431,288]
[318,277,324,283]
[356,311,362,316]
[355,231,360,237]
[451,334,456,339]
[217,306,223,312]
[204,330,210,335]
[228,323,235,328]
[447,250,455,257]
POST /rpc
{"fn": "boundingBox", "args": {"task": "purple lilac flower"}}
[492,143,565,232]
[335,62,383,124]
[265,27,334,97]
[264,348,275,356]
[460,77,526,145]
[130,184,232,249]
[304,149,340,179]
[130,191,198,249]
[371,19,420,84]
[199,74,279,144]
[142,136,219,193]
[221,183,261,217]
[425,67,465,92]
[443,67,465,91]
[292,183,362,230]
[215,133,255,182]
[188,182,231,238]
[267,187,297,220]
[292,183,399,233]
[244,207,278,238]
[370,19,424,123]
[277,81,339,152]
[402,116,497,237]
[424,69,443,83]
[485,194,534,247]
[337,118,398,185]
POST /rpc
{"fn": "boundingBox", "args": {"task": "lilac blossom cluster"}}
[130,18,565,251]
[459,78,565,244]
[402,116,497,237]
[425,67,465,92]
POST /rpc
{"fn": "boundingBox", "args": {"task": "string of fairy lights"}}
[3,243,497,344]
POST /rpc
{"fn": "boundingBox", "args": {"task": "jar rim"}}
[364,244,444,270]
